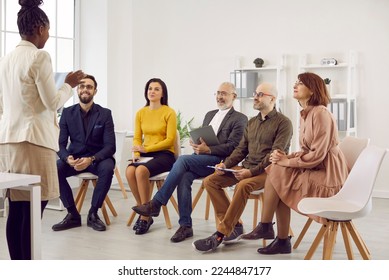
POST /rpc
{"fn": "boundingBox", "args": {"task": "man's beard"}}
[79,95,93,104]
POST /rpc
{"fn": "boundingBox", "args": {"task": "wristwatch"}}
[90,156,96,163]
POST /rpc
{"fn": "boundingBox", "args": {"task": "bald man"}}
[193,82,293,252]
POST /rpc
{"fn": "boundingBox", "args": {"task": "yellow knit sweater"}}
[133,105,177,156]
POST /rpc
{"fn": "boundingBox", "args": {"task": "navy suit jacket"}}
[202,107,248,157]
[57,103,116,164]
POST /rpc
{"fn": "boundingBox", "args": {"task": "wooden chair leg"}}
[253,196,259,229]
[104,195,118,217]
[75,180,89,212]
[304,222,329,260]
[205,193,211,220]
[345,221,371,260]
[101,201,110,225]
[127,211,137,227]
[293,218,313,249]
[323,221,338,260]
[192,185,204,209]
[114,167,128,199]
[161,205,172,229]
[340,222,354,260]
[192,184,207,217]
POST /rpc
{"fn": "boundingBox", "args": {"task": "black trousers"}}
[6,199,48,260]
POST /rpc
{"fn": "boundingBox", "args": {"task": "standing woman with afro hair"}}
[0,0,85,259]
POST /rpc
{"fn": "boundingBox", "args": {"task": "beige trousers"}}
[203,168,267,236]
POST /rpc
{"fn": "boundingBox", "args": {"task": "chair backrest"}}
[334,145,387,217]
[338,136,370,170]
[174,129,181,159]
[115,131,127,166]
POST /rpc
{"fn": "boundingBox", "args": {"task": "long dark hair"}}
[17,0,49,36]
[298,72,330,107]
[144,78,169,106]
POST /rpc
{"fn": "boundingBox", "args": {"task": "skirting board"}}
[372,190,389,199]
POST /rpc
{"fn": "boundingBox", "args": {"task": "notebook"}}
[128,157,154,163]
[189,125,220,146]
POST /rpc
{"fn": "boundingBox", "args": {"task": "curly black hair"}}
[17,0,49,36]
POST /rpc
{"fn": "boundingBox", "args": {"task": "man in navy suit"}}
[132,82,248,242]
[52,75,116,232]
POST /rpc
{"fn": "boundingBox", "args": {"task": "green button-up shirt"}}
[224,108,293,176]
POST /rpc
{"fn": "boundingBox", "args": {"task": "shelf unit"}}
[298,51,358,140]
[231,55,286,118]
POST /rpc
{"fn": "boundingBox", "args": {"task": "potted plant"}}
[323,78,332,94]
[253,58,264,68]
[176,110,194,146]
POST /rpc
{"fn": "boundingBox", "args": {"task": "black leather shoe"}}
[52,213,81,231]
[132,200,161,217]
[241,222,275,240]
[87,213,106,231]
[135,217,154,235]
[257,237,292,255]
[132,215,141,231]
[170,226,193,243]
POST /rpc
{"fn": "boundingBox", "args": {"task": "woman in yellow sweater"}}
[126,78,177,235]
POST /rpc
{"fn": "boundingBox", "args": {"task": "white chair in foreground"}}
[297,145,387,260]
[293,136,370,250]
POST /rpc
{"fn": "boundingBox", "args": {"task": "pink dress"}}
[266,105,349,223]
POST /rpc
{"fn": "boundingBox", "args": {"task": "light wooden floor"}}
[1,182,388,260]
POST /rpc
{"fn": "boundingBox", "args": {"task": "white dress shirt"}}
[209,107,232,134]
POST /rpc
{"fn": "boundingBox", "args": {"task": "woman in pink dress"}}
[242,72,349,255]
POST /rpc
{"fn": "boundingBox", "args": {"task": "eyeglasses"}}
[78,84,95,90]
[252,91,273,98]
[214,91,233,97]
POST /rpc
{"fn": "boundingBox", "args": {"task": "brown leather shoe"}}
[240,222,274,240]
[132,200,161,217]
[257,237,291,255]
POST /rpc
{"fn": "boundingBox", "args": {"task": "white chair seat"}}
[298,198,366,221]
[75,172,98,180]
[149,172,169,181]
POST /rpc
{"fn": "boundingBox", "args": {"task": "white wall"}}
[80,0,389,197]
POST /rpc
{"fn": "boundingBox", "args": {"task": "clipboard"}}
[189,126,220,146]
[207,166,238,173]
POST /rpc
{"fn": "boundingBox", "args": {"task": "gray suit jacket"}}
[202,107,248,157]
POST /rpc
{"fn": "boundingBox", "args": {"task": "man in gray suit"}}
[132,82,248,242]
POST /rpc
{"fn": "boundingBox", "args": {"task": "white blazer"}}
[0,40,73,151]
